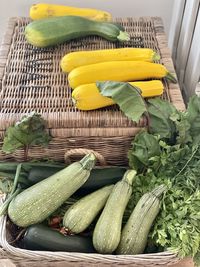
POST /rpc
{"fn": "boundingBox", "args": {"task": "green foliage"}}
[2,112,51,154]
[127,95,200,264]
[0,178,14,194]
[97,81,147,123]
[186,95,200,145]
[147,97,178,141]
[128,131,161,171]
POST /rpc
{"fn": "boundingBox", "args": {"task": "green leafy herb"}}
[2,112,51,160]
[186,95,200,145]
[0,178,14,194]
[127,95,200,264]
[97,81,147,123]
[127,147,200,264]
[194,252,200,266]
[170,112,192,145]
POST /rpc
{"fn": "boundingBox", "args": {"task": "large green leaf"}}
[147,97,178,141]
[2,112,51,154]
[170,112,192,145]
[97,81,147,123]
[128,131,161,171]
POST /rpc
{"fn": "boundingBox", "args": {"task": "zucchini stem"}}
[152,184,167,198]
[152,52,160,61]
[80,153,96,171]
[117,31,130,42]
[166,72,177,83]
[123,169,137,185]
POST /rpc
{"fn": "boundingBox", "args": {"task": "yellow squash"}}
[72,80,164,110]
[68,61,176,89]
[30,3,112,22]
[61,48,160,73]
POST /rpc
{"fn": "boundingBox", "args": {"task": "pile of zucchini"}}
[0,153,166,255]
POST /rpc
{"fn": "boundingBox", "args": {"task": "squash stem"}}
[80,153,96,171]
[152,52,160,61]
[123,169,137,185]
[166,72,177,83]
[152,184,167,198]
[117,31,130,42]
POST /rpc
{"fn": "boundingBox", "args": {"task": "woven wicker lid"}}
[0,17,185,133]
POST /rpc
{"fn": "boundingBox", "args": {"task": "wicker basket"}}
[0,16,185,166]
[0,149,181,267]
[0,16,184,266]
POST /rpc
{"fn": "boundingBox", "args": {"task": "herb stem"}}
[174,146,199,179]
[24,145,29,161]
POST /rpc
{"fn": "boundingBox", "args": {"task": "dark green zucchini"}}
[28,166,127,194]
[22,224,95,253]
[76,166,127,194]
[28,166,63,184]
[1,162,127,194]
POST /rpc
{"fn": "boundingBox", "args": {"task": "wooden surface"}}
[0,258,195,267]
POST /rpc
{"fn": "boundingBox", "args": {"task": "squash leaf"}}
[2,112,51,154]
[128,131,161,171]
[147,97,178,141]
[96,81,147,123]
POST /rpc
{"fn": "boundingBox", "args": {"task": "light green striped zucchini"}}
[63,185,114,234]
[8,153,96,227]
[116,184,166,255]
[92,169,137,254]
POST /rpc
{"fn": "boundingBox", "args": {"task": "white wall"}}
[0,0,174,42]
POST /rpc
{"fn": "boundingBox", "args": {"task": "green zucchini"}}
[76,166,127,194]
[25,16,130,47]
[27,166,64,184]
[93,169,136,254]
[28,166,127,194]
[8,153,96,227]
[22,224,95,253]
[116,184,166,255]
[63,185,114,234]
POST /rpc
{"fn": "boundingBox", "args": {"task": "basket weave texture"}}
[0,16,185,165]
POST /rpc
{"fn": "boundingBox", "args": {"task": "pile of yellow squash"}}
[60,48,170,110]
[29,3,173,111]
